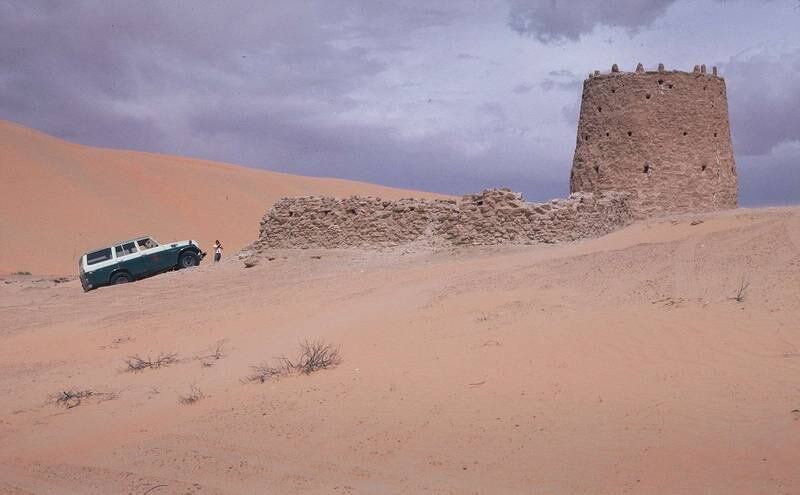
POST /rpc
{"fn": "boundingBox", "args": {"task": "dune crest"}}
[0,120,445,275]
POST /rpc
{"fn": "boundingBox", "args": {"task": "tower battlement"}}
[570,62,738,218]
[588,62,723,79]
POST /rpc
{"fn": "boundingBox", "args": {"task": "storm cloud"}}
[508,0,677,42]
[1,0,798,205]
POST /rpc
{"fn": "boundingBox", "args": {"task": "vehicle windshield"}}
[136,238,159,251]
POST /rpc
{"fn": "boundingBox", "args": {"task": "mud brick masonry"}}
[255,63,738,249]
[255,190,631,249]
[571,63,738,218]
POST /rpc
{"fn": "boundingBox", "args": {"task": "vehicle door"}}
[114,241,146,277]
[136,238,174,274]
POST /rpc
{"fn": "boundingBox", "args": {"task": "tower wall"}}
[570,64,738,218]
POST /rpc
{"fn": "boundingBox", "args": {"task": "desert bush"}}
[243,356,294,383]
[196,339,229,367]
[244,363,285,383]
[179,384,204,405]
[244,339,341,384]
[49,389,116,408]
[124,352,179,372]
[293,339,342,375]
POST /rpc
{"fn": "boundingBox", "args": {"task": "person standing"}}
[213,240,223,263]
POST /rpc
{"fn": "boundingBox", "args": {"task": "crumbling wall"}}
[571,63,738,218]
[255,189,632,249]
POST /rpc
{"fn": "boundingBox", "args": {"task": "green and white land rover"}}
[79,236,205,292]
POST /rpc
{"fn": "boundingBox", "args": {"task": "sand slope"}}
[1,207,799,493]
[0,120,445,275]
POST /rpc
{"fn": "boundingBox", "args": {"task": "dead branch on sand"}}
[243,339,341,384]
[733,275,750,303]
[124,352,179,372]
[195,339,229,367]
[49,389,117,408]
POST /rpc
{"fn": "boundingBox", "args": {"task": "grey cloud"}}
[540,79,581,91]
[725,48,800,156]
[513,83,534,94]
[561,102,580,126]
[1,0,798,208]
[738,141,800,206]
[548,69,576,77]
[540,68,581,91]
[724,48,800,205]
[0,1,386,153]
[508,0,676,42]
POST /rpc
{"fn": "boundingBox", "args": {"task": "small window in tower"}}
[611,88,616,93]
[627,131,633,137]
[643,164,650,173]
[594,165,600,174]
[668,84,674,89]
[605,132,610,137]
[683,131,688,136]
[598,106,602,112]
[714,132,718,137]
[703,86,707,90]
[658,79,664,85]
[645,94,651,99]
[701,164,707,171]
[584,135,589,141]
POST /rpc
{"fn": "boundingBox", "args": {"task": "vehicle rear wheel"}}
[179,251,199,269]
[111,272,132,285]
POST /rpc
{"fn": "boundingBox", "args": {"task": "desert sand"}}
[0,120,445,276]
[1,206,799,494]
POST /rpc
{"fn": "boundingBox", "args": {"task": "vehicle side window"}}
[87,248,112,265]
[137,238,157,250]
[115,242,137,257]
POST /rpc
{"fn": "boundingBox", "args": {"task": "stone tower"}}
[570,63,738,218]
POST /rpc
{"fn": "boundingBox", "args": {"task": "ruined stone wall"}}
[570,63,738,218]
[255,189,632,249]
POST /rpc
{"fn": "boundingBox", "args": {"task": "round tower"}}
[570,63,738,218]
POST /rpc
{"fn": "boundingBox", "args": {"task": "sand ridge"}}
[0,120,447,276]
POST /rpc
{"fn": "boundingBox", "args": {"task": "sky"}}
[1,0,798,205]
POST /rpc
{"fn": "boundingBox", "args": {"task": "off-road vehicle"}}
[79,236,205,291]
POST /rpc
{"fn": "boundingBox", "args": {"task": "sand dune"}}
[1,206,798,493]
[0,120,445,275]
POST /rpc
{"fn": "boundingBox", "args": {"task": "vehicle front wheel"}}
[110,272,132,285]
[179,251,199,269]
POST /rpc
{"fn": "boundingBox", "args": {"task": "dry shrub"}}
[196,339,229,367]
[293,339,341,375]
[124,352,179,372]
[244,361,290,383]
[244,339,341,384]
[178,384,204,405]
[734,275,750,303]
[50,389,116,408]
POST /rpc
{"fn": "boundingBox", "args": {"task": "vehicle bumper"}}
[79,274,92,292]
